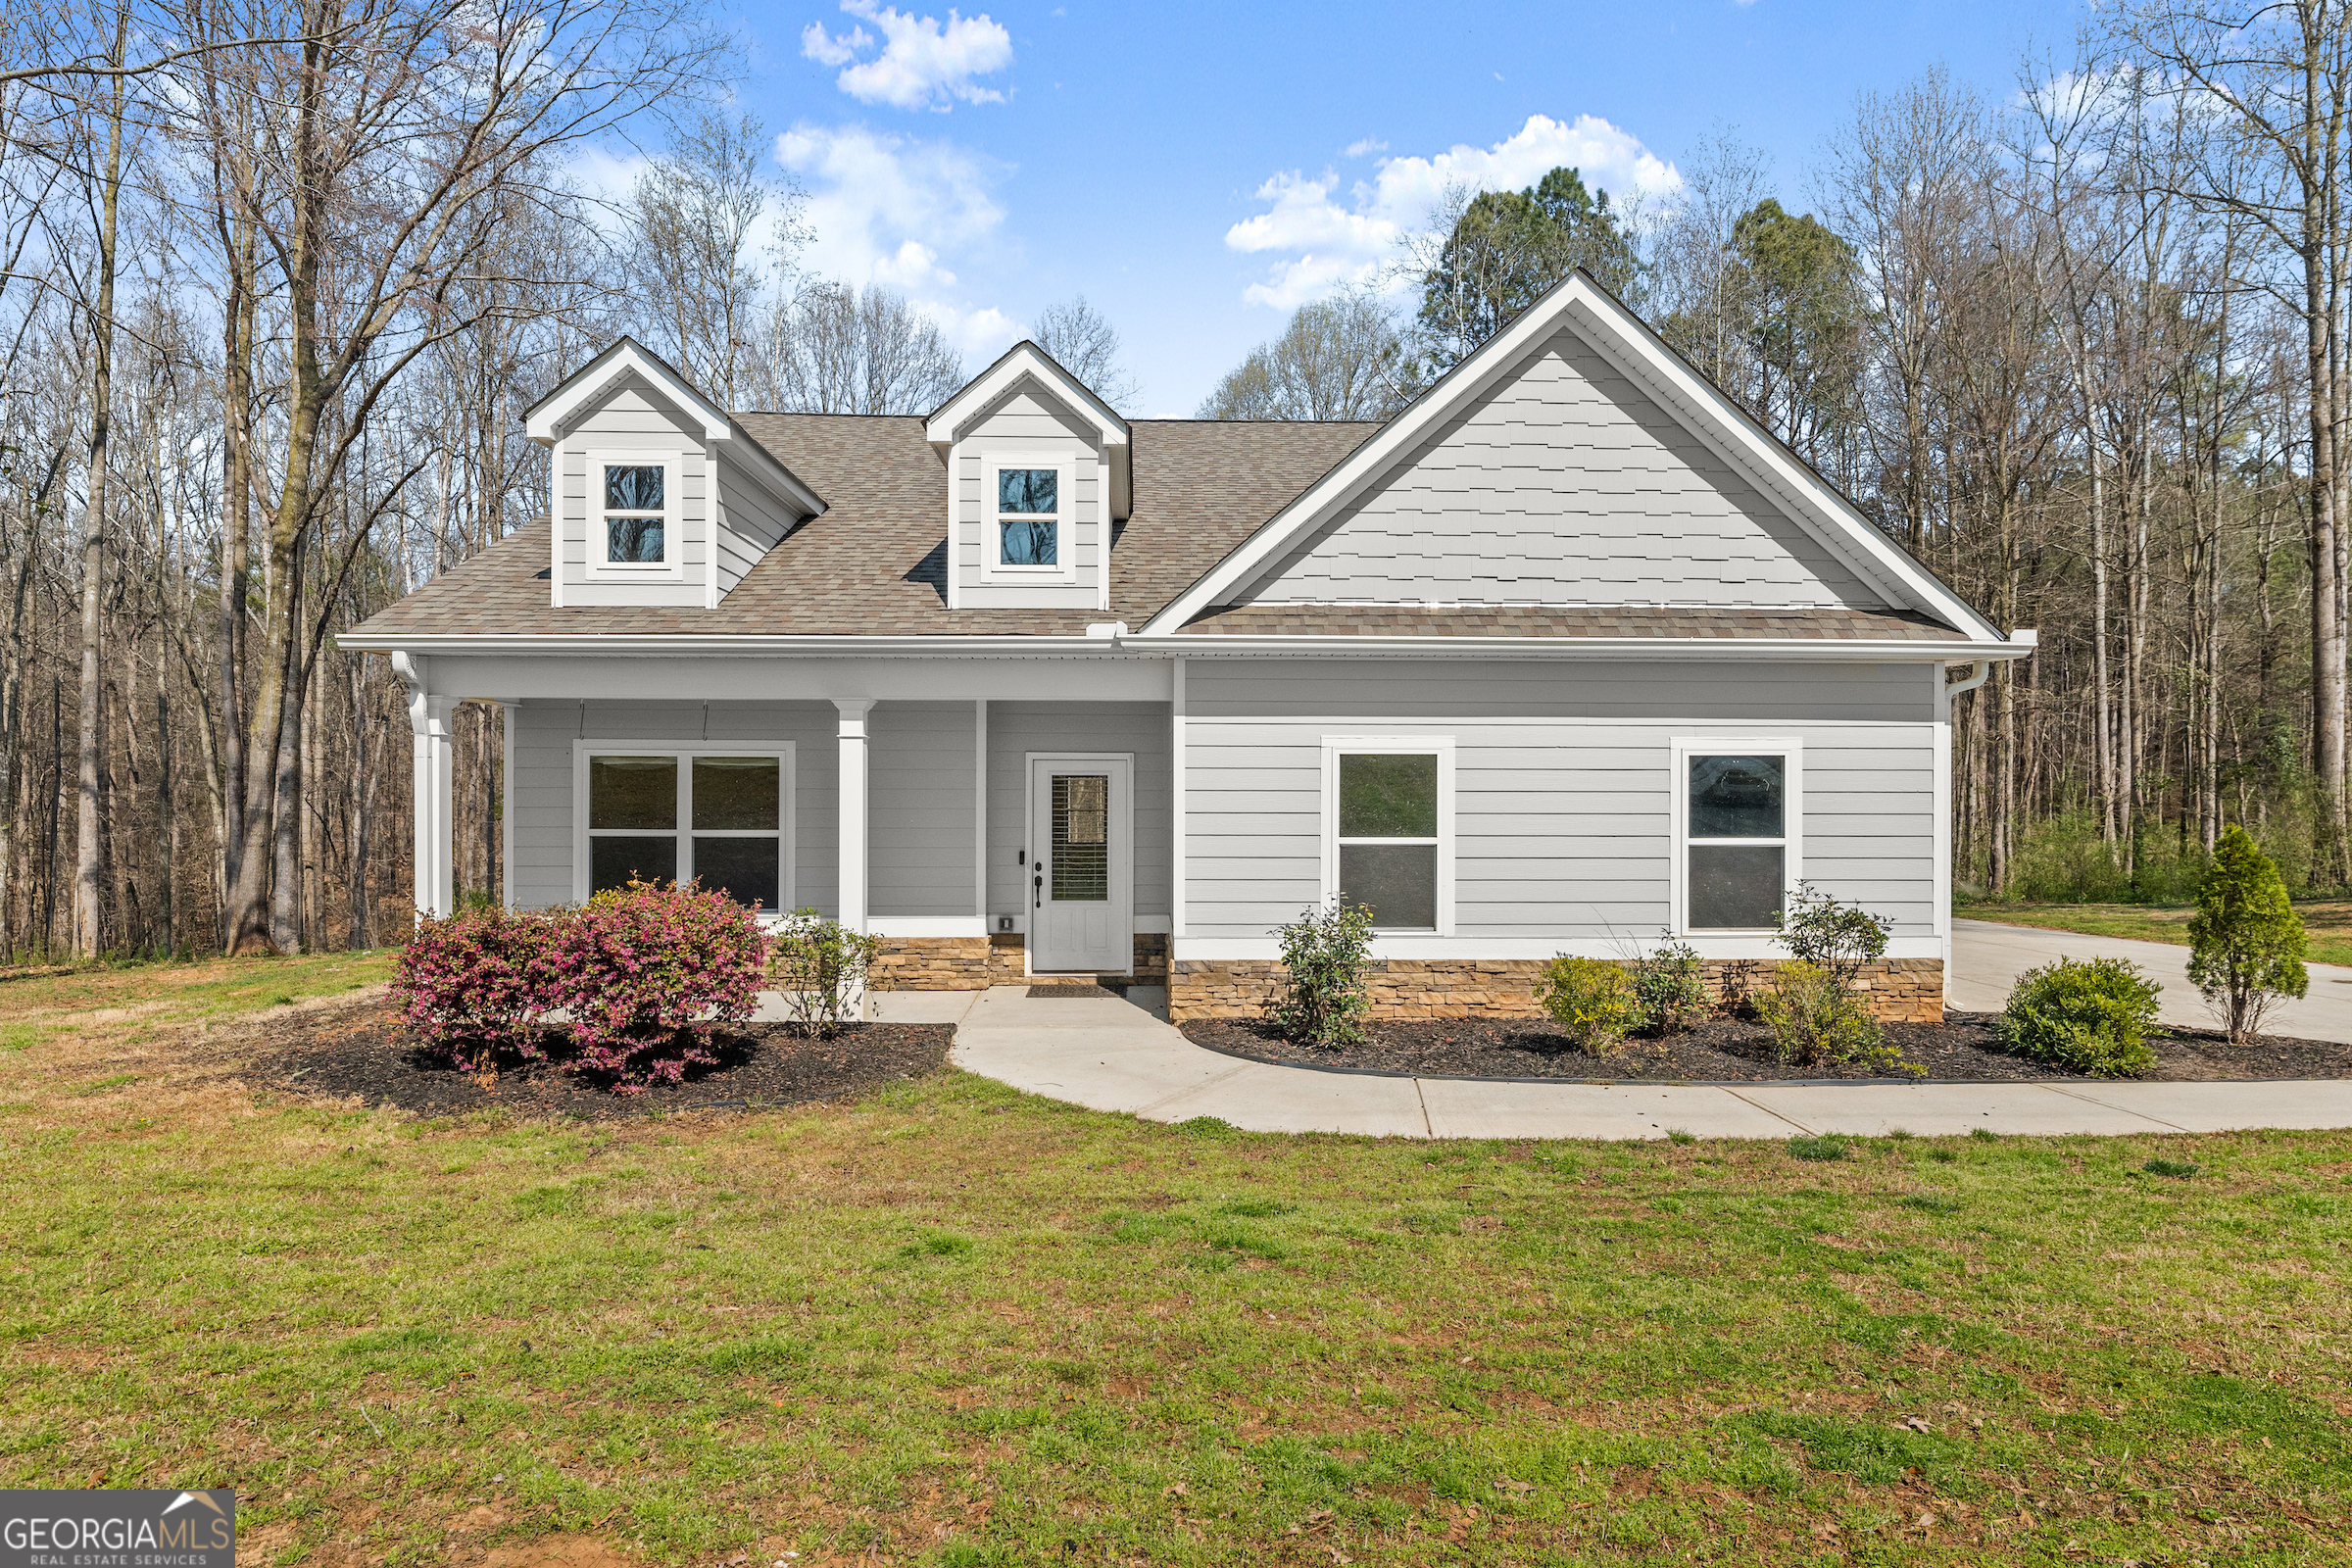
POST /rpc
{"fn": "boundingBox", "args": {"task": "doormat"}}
[1027,982,1130,998]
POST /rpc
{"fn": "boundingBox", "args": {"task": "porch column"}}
[411,690,458,923]
[834,700,872,931]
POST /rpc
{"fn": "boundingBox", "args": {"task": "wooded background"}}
[3,2,2347,959]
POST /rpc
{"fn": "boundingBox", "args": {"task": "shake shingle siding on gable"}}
[1239,327,1886,610]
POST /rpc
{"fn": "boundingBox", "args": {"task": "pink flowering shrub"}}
[546,879,769,1092]
[391,906,563,1070]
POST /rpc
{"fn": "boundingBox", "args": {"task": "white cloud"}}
[801,0,1013,112]
[1224,113,1682,310]
[1344,137,1387,158]
[775,122,1018,358]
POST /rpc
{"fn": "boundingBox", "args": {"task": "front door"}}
[1027,755,1132,974]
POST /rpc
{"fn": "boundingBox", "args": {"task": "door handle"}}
[1033,870,1043,908]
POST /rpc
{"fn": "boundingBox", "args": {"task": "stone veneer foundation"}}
[1167,956,1944,1024]
[870,932,1170,990]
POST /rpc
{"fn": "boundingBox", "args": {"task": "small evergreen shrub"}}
[1266,899,1375,1048]
[1776,882,1892,985]
[767,907,884,1039]
[548,879,768,1092]
[1755,959,1890,1068]
[1629,939,1710,1034]
[1535,956,1639,1054]
[391,905,563,1071]
[2187,825,2309,1044]
[1993,956,2161,1076]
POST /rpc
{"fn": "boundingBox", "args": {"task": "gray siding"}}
[955,381,1105,612]
[1181,660,1936,941]
[870,701,978,918]
[988,702,1172,922]
[557,378,709,609]
[711,449,796,598]
[509,699,840,915]
[1241,325,1885,610]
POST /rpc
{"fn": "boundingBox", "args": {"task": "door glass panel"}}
[1690,756,1784,838]
[1339,843,1438,930]
[693,837,778,910]
[1340,754,1439,837]
[1689,845,1784,929]
[589,756,676,828]
[591,835,677,892]
[1052,774,1109,902]
[693,757,778,830]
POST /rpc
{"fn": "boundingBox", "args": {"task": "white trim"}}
[1179,935,1948,961]
[500,701,516,911]
[981,454,1080,585]
[973,698,989,919]
[925,343,1129,449]
[835,701,871,932]
[1170,657,1187,940]
[579,448,687,582]
[1024,752,1134,972]
[526,341,729,444]
[342,630,2024,663]
[1935,663,1955,995]
[568,741,797,912]
[1321,736,1456,936]
[872,917,987,938]
[1136,273,2003,644]
[1670,736,1803,937]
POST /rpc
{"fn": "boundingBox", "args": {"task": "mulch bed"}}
[1179,1010,2352,1083]
[245,996,955,1120]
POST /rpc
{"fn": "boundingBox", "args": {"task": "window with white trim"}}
[583,451,683,576]
[580,747,792,911]
[1325,741,1453,932]
[984,457,1077,581]
[1679,745,1798,931]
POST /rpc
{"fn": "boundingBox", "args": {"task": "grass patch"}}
[1,970,2349,1563]
[1960,898,2352,967]
[2144,1157,2201,1179]
[1788,1134,1851,1162]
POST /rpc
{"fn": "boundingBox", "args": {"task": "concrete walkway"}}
[920,983,2352,1142]
[1951,918,2352,1044]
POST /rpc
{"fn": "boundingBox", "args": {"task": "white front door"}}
[1027,755,1132,974]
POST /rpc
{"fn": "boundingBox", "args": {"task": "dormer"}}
[924,342,1130,611]
[524,339,824,609]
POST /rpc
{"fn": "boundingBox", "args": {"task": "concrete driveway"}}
[1951,918,2352,1045]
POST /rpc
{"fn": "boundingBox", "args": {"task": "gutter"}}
[337,628,2040,662]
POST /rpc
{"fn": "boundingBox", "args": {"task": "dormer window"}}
[605,464,667,563]
[984,457,1077,583]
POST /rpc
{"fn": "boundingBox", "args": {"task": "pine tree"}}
[2186,826,2309,1043]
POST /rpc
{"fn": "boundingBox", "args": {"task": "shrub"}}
[391,905,562,1071]
[1994,956,2161,1076]
[1535,956,1639,1054]
[2187,825,2309,1044]
[1266,899,1375,1049]
[1776,883,1892,985]
[1628,939,1710,1034]
[548,879,768,1092]
[1755,959,1890,1068]
[766,907,883,1039]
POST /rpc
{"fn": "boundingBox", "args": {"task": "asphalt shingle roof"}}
[1173,604,1970,640]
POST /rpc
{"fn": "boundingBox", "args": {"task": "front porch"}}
[399,657,1175,986]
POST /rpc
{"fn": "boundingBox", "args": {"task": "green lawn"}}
[4,972,2350,1565]
[1960,899,2352,969]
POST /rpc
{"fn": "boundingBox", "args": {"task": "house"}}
[341,273,2031,1023]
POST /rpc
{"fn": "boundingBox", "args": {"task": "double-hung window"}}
[586,452,680,575]
[577,745,794,911]
[985,458,1076,581]
[1325,740,1453,932]
[1676,740,1800,933]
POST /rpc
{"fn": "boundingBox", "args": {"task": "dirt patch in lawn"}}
[1180,1010,2352,1083]
[241,995,954,1119]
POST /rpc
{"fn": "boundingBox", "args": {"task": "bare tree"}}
[754,281,964,415]
[1030,295,1137,408]
[1196,289,1413,419]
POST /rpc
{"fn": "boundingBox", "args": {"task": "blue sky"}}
[703,0,2085,415]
